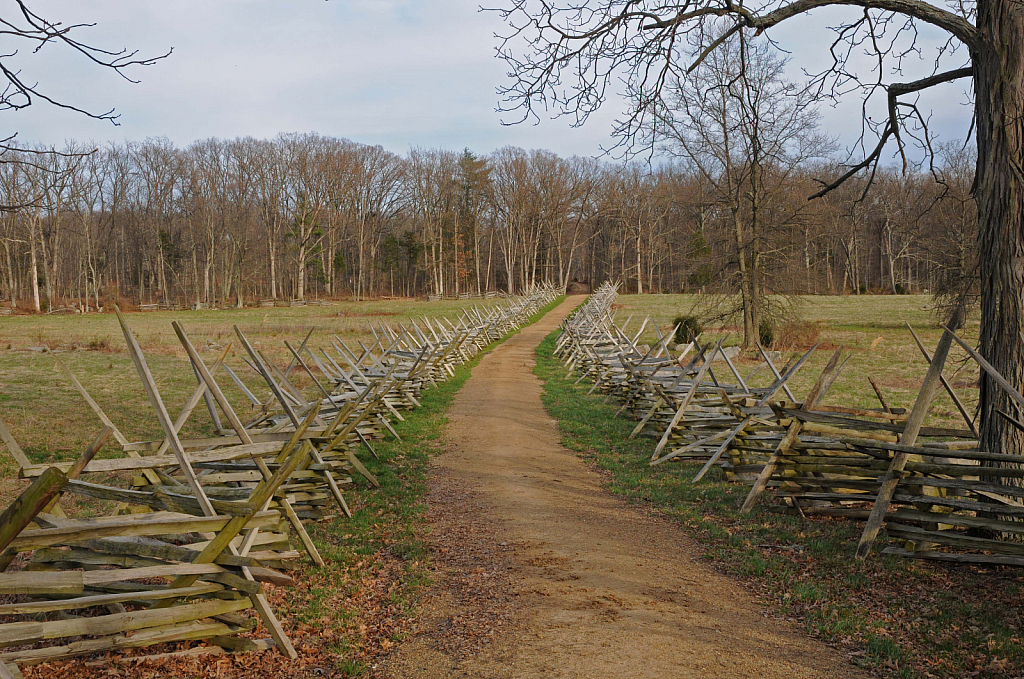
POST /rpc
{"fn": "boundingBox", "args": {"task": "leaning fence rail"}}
[556,283,1024,571]
[0,284,560,674]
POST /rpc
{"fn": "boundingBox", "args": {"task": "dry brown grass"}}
[617,293,981,434]
[0,297,505,503]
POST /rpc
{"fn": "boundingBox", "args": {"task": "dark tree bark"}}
[974,0,1024,460]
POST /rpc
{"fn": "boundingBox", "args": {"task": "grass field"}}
[615,294,981,433]
[0,293,983,502]
[0,298,505,503]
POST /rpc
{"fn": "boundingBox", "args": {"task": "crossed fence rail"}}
[0,284,560,675]
[557,283,1024,572]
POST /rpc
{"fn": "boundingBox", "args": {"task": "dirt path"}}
[374,297,865,678]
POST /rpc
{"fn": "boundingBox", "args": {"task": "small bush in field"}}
[758,319,775,347]
[776,320,825,349]
[673,315,702,344]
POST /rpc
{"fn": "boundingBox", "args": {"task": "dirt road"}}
[375,296,864,678]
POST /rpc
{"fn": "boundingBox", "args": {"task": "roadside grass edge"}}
[533,327,1024,679]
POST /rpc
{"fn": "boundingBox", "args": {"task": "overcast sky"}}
[6,1,973,161]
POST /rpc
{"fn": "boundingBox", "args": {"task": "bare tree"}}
[69,147,107,311]
[0,4,169,215]
[456,150,491,295]
[237,138,287,299]
[495,0,1024,454]
[407,148,459,296]
[868,170,931,294]
[281,134,330,301]
[0,159,27,305]
[646,33,832,344]
[930,143,978,309]
[547,155,600,290]
[346,143,404,300]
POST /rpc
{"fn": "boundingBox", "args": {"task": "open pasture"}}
[0,297,503,502]
[616,294,981,434]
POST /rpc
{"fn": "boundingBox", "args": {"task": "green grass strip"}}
[534,328,1024,679]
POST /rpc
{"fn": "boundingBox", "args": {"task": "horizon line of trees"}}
[0,131,976,313]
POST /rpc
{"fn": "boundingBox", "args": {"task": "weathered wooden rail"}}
[557,283,1024,571]
[0,284,560,674]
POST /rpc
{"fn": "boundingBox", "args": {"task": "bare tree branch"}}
[809,66,972,198]
[0,1,171,123]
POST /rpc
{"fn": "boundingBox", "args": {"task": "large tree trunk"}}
[269,240,277,299]
[974,0,1024,462]
[41,234,54,312]
[3,240,15,307]
[474,222,482,296]
[29,223,41,313]
[635,224,643,295]
[297,242,306,301]
[734,208,756,347]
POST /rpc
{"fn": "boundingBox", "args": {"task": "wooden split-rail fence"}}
[557,283,1024,571]
[0,285,560,675]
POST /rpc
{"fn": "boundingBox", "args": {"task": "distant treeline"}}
[0,133,975,311]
